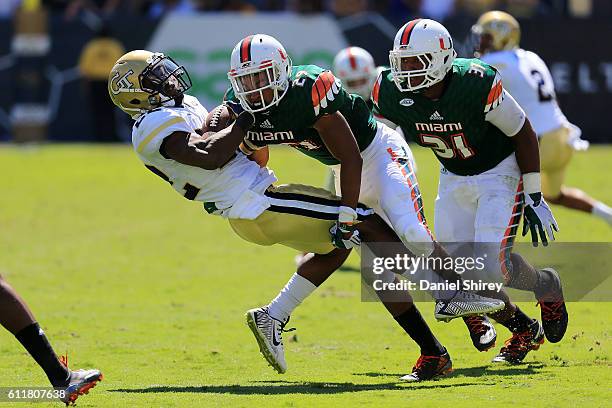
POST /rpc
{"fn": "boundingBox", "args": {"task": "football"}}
[204,104,234,134]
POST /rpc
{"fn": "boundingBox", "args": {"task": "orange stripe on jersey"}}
[372,74,381,105]
[311,71,336,108]
[487,80,503,106]
[240,36,253,63]
[400,19,421,46]
[312,77,325,108]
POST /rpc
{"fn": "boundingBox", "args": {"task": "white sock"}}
[267,273,317,321]
[592,202,612,225]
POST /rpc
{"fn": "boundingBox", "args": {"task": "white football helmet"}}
[389,19,456,92]
[228,34,292,113]
[333,46,376,100]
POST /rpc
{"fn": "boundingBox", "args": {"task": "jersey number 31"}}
[419,133,475,159]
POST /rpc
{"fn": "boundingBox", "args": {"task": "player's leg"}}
[356,218,451,382]
[368,128,504,320]
[540,126,612,225]
[433,169,499,352]
[0,275,102,404]
[478,174,568,343]
[233,185,452,379]
[230,184,367,373]
[474,175,566,362]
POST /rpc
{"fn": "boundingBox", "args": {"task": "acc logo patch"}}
[399,98,414,107]
[110,69,135,95]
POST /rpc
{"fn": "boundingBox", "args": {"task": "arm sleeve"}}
[484,73,526,137]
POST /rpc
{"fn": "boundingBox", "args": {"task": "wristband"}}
[522,172,541,195]
[338,206,358,224]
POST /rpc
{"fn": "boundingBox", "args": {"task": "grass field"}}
[0,144,610,407]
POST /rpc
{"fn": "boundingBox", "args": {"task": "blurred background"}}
[0,0,610,143]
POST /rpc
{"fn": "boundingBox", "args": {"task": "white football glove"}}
[330,206,361,249]
[330,222,361,249]
[522,192,559,247]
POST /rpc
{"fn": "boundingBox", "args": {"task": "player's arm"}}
[248,145,269,167]
[161,112,254,170]
[485,79,558,245]
[313,111,362,210]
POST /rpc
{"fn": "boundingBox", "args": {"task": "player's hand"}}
[224,100,256,130]
[330,221,361,249]
[330,206,360,249]
[522,192,559,247]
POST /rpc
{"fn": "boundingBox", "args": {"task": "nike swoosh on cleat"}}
[272,329,281,346]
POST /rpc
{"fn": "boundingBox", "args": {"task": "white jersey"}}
[481,49,568,135]
[131,94,276,218]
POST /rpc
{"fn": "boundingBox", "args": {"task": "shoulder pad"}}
[310,70,342,116]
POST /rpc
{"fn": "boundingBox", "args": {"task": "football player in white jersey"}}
[109,50,506,382]
[473,11,612,226]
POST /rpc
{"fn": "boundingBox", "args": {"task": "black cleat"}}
[400,350,453,382]
[493,319,545,364]
[536,268,568,343]
[463,315,496,352]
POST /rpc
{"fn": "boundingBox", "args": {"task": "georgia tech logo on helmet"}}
[399,98,414,106]
[110,69,135,95]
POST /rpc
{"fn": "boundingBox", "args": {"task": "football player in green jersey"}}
[373,18,569,364]
[332,45,501,354]
[226,34,507,380]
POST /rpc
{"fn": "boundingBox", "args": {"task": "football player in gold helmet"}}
[473,11,612,226]
[108,50,192,118]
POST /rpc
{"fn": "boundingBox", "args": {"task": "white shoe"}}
[245,307,291,374]
[435,290,505,322]
[58,355,103,406]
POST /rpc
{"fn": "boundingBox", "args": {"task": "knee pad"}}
[398,223,434,257]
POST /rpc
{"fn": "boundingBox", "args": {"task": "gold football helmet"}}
[108,50,192,118]
[472,11,520,57]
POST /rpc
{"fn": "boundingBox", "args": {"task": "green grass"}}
[0,144,610,407]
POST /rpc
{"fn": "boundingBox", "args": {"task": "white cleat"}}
[58,355,103,406]
[245,307,292,374]
[435,290,505,322]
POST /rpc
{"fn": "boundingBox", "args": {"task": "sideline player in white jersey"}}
[473,11,612,226]
[333,46,417,176]
[108,50,504,382]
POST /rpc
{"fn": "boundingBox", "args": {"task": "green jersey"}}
[225,65,377,165]
[372,58,515,176]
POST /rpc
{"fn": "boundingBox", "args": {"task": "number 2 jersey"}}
[372,58,526,176]
[480,48,569,136]
[225,64,378,165]
[131,94,276,213]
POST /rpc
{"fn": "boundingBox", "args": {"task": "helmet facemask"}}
[343,76,373,100]
[139,54,192,106]
[228,58,290,113]
[389,48,454,92]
